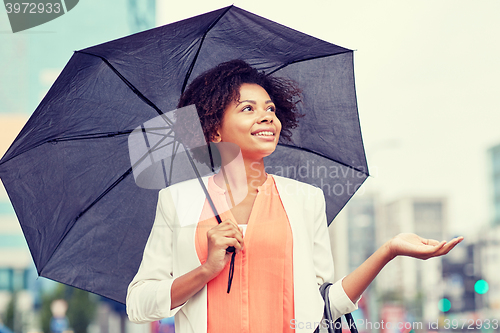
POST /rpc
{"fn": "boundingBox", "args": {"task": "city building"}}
[489,143,500,226]
[476,225,500,318]
[346,195,377,273]
[441,242,477,314]
[478,142,500,317]
[329,193,379,332]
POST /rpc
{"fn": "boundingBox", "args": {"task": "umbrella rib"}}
[168,140,181,185]
[46,126,173,143]
[76,50,171,120]
[51,128,176,153]
[0,131,135,166]
[141,124,155,166]
[47,130,134,143]
[277,143,369,176]
[180,5,233,94]
[183,145,222,224]
[266,50,353,76]
[147,139,176,153]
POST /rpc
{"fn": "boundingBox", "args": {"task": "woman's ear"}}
[212,131,222,143]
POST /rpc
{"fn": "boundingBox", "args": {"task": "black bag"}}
[314,282,359,333]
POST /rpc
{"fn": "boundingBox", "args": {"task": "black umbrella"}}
[0,5,368,303]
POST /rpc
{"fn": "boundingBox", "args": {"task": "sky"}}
[156,0,500,238]
[2,0,500,239]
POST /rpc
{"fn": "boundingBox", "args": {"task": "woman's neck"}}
[213,152,267,206]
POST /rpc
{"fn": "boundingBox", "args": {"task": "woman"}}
[126,60,463,333]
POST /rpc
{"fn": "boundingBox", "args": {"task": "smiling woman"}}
[126,59,463,333]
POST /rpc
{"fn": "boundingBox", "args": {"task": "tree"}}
[66,288,96,333]
[3,292,16,331]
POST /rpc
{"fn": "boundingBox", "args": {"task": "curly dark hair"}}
[176,59,302,145]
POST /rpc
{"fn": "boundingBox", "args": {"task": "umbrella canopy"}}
[0,5,368,303]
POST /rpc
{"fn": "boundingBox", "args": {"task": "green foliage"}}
[66,289,96,333]
[3,293,16,331]
[378,290,404,303]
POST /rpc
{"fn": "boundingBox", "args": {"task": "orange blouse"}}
[195,174,294,333]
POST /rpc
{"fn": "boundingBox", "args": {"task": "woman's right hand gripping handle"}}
[170,219,244,309]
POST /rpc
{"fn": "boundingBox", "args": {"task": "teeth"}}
[253,131,274,136]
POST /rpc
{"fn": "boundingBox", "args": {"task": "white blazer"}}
[126,175,357,333]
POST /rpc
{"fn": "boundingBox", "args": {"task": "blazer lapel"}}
[273,175,325,332]
[171,177,209,275]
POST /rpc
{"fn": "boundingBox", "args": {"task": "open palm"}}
[387,233,463,260]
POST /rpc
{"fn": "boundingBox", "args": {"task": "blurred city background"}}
[1,1,499,333]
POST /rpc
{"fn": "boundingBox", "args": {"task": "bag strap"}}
[341,313,358,333]
[314,282,358,333]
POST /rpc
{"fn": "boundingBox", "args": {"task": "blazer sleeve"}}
[126,188,183,323]
[311,186,359,320]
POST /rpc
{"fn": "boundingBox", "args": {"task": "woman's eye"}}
[267,106,276,112]
[242,105,252,112]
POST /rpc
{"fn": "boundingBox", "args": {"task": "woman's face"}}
[215,83,281,161]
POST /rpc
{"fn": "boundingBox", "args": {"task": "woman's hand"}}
[203,219,244,279]
[385,233,464,260]
[342,233,464,303]
[170,219,243,310]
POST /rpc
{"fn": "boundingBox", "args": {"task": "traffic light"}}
[474,279,489,294]
[438,298,451,312]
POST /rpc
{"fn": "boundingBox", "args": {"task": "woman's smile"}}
[251,128,276,140]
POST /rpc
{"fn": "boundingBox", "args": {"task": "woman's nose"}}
[257,109,273,123]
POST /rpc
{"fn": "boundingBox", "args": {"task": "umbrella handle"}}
[227,251,236,293]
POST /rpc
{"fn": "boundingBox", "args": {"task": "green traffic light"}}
[438,298,451,312]
[474,280,489,294]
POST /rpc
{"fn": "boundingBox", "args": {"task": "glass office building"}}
[490,143,500,226]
